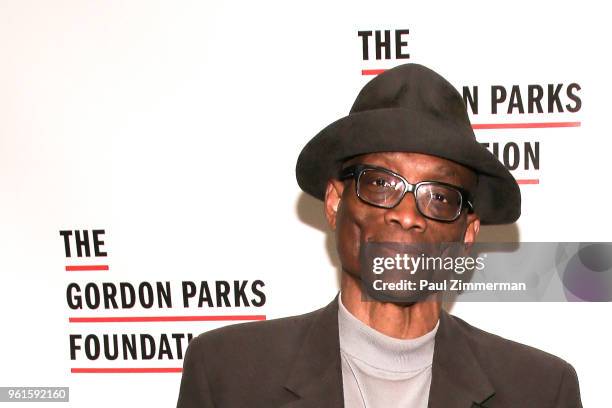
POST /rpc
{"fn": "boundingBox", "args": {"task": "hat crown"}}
[349,64,472,132]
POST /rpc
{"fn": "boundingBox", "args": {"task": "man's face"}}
[324,152,481,277]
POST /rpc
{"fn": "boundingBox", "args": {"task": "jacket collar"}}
[282,294,495,408]
[282,294,344,408]
[427,310,495,407]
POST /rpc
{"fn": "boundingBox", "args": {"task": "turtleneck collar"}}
[338,291,439,372]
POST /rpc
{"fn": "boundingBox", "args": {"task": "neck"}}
[340,271,441,339]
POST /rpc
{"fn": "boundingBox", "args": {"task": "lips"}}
[364,235,433,245]
[362,238,442,257]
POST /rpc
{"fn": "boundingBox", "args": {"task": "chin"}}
[362,285,436,305]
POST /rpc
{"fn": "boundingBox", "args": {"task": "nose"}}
[383,192,427,232]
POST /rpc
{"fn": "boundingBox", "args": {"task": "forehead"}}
[344,152,476,186]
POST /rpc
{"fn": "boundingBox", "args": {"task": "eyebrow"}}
[370,163,460,180]
[343,162,464,185]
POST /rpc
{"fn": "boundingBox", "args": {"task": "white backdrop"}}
[0,0,610,406]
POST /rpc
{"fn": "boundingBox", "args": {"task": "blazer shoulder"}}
[447,312,582,406]
[448,312,573,370]
[180,303,332,405]
[186,303,329,374]
[195,305,324,347]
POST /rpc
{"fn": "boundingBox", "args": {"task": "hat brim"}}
[296,107,521,225]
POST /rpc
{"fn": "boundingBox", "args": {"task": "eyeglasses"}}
[338,164,474,222]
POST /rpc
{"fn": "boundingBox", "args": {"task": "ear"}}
[463,213,481,245]
[324,179,344,230]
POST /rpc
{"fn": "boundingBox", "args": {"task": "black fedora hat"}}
[295,63,520,225]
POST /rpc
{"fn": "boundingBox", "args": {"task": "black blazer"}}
[177,295,582,407]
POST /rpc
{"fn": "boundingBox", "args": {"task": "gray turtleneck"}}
[338,293,439,408]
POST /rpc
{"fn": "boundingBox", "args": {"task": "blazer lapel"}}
[427,310,495,408]
[281,294,345,408]
[280,296,495,408]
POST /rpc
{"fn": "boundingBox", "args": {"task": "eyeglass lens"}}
[358,168,463,221]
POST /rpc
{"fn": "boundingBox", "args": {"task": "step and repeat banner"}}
[0,1,609,406]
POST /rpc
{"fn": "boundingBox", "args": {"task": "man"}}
[177,64,582,407]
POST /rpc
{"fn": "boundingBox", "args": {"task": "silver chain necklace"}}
[341,352,369,408]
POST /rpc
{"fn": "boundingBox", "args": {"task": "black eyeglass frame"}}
[338,164,475,223]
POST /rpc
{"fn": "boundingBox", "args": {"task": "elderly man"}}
[176,64,582,407]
